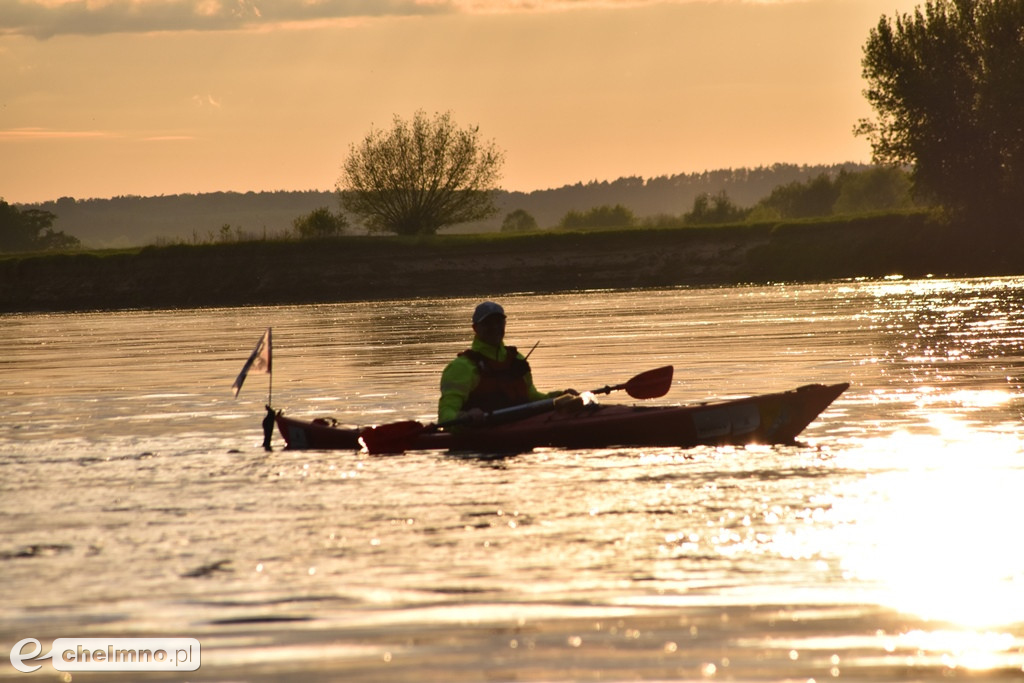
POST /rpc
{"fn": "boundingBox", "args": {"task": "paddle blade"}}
[359,420,427,455]
[622,365,674,399]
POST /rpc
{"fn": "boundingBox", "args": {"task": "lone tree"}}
[339,111,504,235]
[856,0,1024,225]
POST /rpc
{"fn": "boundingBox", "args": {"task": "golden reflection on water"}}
[813,414,1024,628]
[769,275,1024,671]
[769,404,1024,673]
[836,277,1024,636]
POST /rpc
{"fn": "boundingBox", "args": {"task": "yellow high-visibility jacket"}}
[438,337,554,423]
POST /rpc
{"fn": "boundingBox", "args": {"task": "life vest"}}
[459,345,532,412]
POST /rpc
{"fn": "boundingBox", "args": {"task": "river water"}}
[1,277,1023,681]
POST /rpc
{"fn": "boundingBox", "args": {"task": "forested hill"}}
[23,163,869,248]
[28,191,336,249]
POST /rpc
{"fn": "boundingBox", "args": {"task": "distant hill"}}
[22,163,870,248]
[26,191,336,248]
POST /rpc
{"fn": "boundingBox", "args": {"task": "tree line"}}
[6,0,1021,251]
[0,163,933,251]
[495,165,919,232]
[8,164,873,250]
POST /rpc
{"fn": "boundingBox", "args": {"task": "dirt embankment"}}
[2,214,1021,313]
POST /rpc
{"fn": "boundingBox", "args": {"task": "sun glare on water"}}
[775,396,1024,670]
[829,409,1024,625]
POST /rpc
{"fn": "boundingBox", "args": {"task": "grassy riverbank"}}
[2,211,1022,313]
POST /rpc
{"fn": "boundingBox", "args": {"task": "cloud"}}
[0,0,794,39]
[0,127,113,140]
[0,127,198,144]
[0,0,457,39]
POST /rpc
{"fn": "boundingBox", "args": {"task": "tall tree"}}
[338,111,504,235]
[856,0,1024,226]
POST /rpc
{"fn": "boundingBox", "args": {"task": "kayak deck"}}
[273,382,849,452]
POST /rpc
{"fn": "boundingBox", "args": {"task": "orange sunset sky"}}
[1,0,922,204]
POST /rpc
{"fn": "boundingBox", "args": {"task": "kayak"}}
[273,382,849,452]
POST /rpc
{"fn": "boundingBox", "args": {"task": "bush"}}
[559,204,635,229]
[293,207,348,239]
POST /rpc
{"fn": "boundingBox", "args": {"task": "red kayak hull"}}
[274,382,848,452]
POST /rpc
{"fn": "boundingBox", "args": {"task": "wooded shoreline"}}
[2,213,1022,313]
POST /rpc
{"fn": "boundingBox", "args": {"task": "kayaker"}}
[438,301,576,423]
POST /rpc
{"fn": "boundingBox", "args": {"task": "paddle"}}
[359,365,673,455]
[587,364,674,399]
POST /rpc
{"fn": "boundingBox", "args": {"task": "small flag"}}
[232,328,272,398]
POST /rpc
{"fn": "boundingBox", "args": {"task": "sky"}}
[1,0,923,204]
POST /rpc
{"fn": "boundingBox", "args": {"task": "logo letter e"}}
[10,638,51,674]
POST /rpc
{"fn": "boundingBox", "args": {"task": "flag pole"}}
[266,327,274,407]
[263,327,274,451]
[231,327,275,451]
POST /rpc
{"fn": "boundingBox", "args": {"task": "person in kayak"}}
[438,301,576,424]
